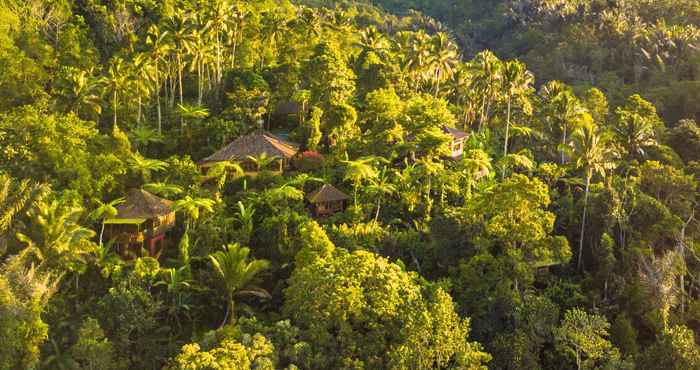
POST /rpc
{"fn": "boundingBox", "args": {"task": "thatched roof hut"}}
[307,184,350,216]
[307,184,350,204]
[112,189,174,220]
[104,189,175,256]
[199,131,299,168]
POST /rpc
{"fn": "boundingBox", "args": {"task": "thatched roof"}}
[442,126,469,140]
[113,189,173,219]
[307,184,350,203]
[200,131,299,164]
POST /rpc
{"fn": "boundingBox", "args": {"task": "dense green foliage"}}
[1,0,700,369]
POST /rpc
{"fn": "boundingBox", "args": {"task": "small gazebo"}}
[199,131,299,172]
[442,126,469,159]
[307,184,350,217]
[103,189,176,258]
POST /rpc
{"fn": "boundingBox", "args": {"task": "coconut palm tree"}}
[367,168,396,222]
[56,68,104,121]
[164,12,194,126]
[0,175,49,251]
[209,243,270,326]
[202,0,231,84]
[130,126,164,153]
[131,53,156,127]
[146,25,172,133]
[469,50,503,131]
[142,183,184,198]
[202,161,244,196]
[246,152,279,172]
[342,157,380,208]
[459,149,492,199]
[500,60,534,175]
[572,118,614,271]
[541,81,585,164]
[259,10,288,68]
[89,197,125,247]
[172,196,216,229]
[105,57,130,130]
[427,32,459,96]
[16,200,96,274]
[611,109,657,159]
[127,153,168,184]
[227,2,250,69]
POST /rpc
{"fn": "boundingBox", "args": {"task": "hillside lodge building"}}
[199,131,299,172]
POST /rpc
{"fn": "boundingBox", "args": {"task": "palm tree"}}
[227,2,250,69]
[172,196,216,229]
[342,157,380,208]
[233,201,255,245]
[16,200,96,274]
[500,60,534,177]
[105,57,130,130]
[469,50,503,131]
[201,0,229,84]
[165,12,194,127]
[185,28,212,105]
[259,11,288,68]
[130,126,164,153]
[209,243,270,326]
[427,32,459,96]
[56,68,104,121]
[498,151,535,179]
[142,183,184,198]
[131,53,156,127]
[458,149,492,199]
[146,25,172,133]
[202,161,244,196]
[572,118,614,271]
[0,175,49,251]
[89,197,125,247]
[127,153,168,184]
[541,81,585,164]
[367,168,396,222]
[612,110,657,158]
[246,152,279,172]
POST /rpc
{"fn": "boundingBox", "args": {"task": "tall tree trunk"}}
[155,65,162,133]
[577,174,591,271]
[113,89,118,130]
[374,198,381,223]
[177,53,184,130]
[561,126,567,164]
[220,294,233,328]
[99,222,105,247]
[137,95,142,127]
[502,98,512,180]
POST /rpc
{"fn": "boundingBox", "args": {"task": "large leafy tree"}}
[0,255,59,370]
[284,222,491,369]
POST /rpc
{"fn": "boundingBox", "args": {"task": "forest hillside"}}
[1,0,700,369]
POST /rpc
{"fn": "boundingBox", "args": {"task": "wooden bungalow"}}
[442,126,468,159]
[103,189,176,259]
[199,131,299,172]
[307,184,350,217]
